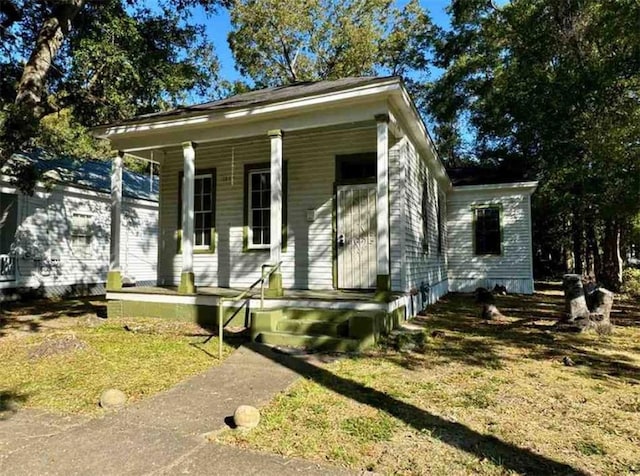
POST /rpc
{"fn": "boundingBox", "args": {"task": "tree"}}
[427,0,640,290]
[227,0,434,89]
[0,0,226,179]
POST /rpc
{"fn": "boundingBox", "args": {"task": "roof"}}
[100,76,397,127]
[447,166,530,187]
[2,149,158,202]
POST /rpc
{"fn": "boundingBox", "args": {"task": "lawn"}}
[0,297,235,415]
[220,286,640,475]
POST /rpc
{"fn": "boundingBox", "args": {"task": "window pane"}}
[263,228,271,245]
[194,179,202,194]
[195,214,203,230]
[204,229,211,247]
[194,198,202,212]
[251,173,261,190]
[202,178,211,193]
[251,190,261,208]
[475,208,501,255]
[262,190,270,207]
[195,232,203,246]
[203,214,212,229]
[201,194,211,211]
[252,210,262,227]
[262,210,270,228]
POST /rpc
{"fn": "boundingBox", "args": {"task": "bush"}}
[621,268,640,297]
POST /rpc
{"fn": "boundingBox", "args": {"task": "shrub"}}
[621,268,640,297]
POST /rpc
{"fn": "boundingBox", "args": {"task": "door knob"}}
[338,234,345,247]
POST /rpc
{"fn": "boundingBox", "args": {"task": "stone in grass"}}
[233,405,260,429]
[99,389,127,409]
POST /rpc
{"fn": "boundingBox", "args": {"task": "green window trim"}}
[177,168,216,254]
[242,161,288,253]
[472,204,503,256]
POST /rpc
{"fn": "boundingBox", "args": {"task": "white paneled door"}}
[337,184,377,289]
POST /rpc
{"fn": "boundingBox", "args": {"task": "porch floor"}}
[115,285,402,302]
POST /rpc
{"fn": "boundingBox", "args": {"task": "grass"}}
[0,298,235,414]
[219,286,640,475]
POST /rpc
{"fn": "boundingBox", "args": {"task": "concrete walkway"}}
[0,345,355,475]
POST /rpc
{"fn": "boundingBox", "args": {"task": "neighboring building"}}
[0,150,158,300]
[93,76,537,350]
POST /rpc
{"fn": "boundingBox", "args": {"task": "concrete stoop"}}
[250,308,386,352]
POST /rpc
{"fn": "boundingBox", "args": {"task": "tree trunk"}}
[586,220,601,278]
[572,218,584,275]
[1,0,86,162]
[15,0,86,114]
[601,220,622,291]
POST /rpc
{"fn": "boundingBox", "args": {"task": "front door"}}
[337,184,377,289]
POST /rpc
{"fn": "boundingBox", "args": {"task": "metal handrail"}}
[215,260,283,359]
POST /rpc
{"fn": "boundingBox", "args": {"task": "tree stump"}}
[562,274,590,321]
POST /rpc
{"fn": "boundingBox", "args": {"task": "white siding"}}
[159,125,378,290]
[0,182,158,295]
[447,188,534,294]
[390,137,448,308]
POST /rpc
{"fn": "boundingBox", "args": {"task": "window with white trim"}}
[70,212,93,258]
[248,169,271,248]
[475,206,501,255]
[194,174,214,248]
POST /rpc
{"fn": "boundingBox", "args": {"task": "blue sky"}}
[200,1,454,83]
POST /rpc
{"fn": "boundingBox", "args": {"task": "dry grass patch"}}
[0,299,235,415]
[220,289,640,475]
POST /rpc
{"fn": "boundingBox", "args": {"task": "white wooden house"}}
[0,151,158,300]
[94,77,537,350]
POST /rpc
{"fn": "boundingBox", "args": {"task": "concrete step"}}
[258,331,361,352]
[284,308,382,323]
[276,318,349,337]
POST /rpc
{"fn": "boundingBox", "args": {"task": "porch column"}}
[179,141,196,294]
[107,151,124,291]
[375,114,390,292]
[268,129,284,297]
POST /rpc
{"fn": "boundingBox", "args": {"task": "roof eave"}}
[451,181,539,194]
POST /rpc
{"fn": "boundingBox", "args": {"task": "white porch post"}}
[107,151,124,290]
[268,129,283,296]
[375,114,390,292]
[179,141,196,293]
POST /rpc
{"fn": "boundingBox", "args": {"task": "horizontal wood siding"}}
[399,138,448,304]
[0,183,158,292]
[447,189,534,294]
[159,125,377,290]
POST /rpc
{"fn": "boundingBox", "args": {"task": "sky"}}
[199,0,454,84]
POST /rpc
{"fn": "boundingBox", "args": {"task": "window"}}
[248,169,271,248]
[71,212,93,258]
[0,193,18,254]
[421,180,430,253]
[437,193,443,254]
[243,162,288,252]
[178,169,216,253]
[475,206,501,255]
[335,153,376,184]
[194,174,214,248]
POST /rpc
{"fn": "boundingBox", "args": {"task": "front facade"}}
[95,77,536,349]
[0,153,158,300]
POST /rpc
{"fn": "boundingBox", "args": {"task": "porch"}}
[106,285,409,352]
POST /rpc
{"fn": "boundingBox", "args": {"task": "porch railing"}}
[0,254,16,282]
[215,261,282,359]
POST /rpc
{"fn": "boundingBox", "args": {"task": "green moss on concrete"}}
[348,313,380,350]
[106,271,122,291]
[376,274,390,292]
[106,300,250,329]
[178,272,196,294]
[265,272,284,298]
[250,309,284,341]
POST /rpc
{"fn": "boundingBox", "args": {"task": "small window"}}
[194,174,214,248]
[71,212,93,258]
[336,153,376,183]
[421,180,430,253]
[248,169,271,248]
[475,207,501,255]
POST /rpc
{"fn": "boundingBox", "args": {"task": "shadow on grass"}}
[0,297,106,337]
[396,292,640,384]
[0,391,28,420]
[245,341,585,475]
